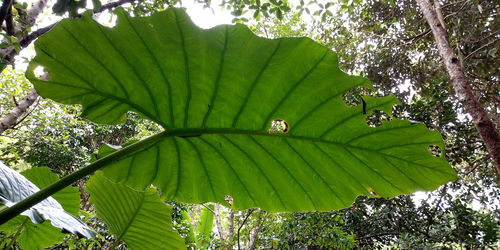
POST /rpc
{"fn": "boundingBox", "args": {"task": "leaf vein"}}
[174,11,192,128]
[284,139,346,205]
[312,143,367,194]
[202,26,229,128]
[221,134,286,209]
[249,135,317,208]
[319,97,396,138]
[184,139,217,201]
[261,50,328,130]
[96,17,162,125]
[231,39,282,128]
[198,137,257,206]
[59,25,130,100]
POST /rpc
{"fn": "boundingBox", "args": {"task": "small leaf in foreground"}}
[0,162,95,238]
[86,171,185,250]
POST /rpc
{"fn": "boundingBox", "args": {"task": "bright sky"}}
[183,0,234,28]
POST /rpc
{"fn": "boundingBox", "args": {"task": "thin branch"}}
[402,28,431,41]
[201,203,216,214]
[11,96,17,106]
[99,0,133,12]
[464,37,500,62]
[11,97,40,129]
[357,231,400,240]
[402,1,465,42]
[442,0,468,9]
[237,209,255,250]
[464,31,498,44]
[228,208,235,246]
[0,89,38,134]
[244,211,264,250]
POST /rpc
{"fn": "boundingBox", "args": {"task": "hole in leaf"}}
[224,195,233,207]
[342,86,369,106]
[428,145,441,157]
[367,187,380,197]
[34,66,48,81]
[94,12,117,28]
[268,119,289,134]
[342,85,383,107]
[365,110,391,127]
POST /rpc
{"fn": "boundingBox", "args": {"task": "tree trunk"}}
[416,0,500,175]
[214,204,227,243]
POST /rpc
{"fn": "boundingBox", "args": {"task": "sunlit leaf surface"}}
[86,171,185,249]
[28,8,457,211]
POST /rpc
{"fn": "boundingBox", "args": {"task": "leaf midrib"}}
[132,127,448,175]
[113,194,146,249]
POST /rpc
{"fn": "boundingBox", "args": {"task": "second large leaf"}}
[27,8,456,211]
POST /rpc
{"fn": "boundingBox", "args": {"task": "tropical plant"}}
[0,165,92,249]
[0,5,458,249]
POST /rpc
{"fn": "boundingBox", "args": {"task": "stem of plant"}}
[0,130,168,225]
[0,128,285,224]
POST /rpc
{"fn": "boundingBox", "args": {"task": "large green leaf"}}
[21,167,80,216]
[27,8,456,212]
[86,171,185,249]
[0,166,93,249]
[196,204,214,249]
[0,216,66,250]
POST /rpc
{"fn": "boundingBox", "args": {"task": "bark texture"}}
[214,204,227,242]
[0,89,38,133]
[416,0,500,174]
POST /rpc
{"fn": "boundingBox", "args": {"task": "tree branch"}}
[228,208,235,246]
[1,0,135,70]
[244,211,264,250]
[402,9,460,43]
[402,28,431,41]
[464,37,500,62]
[356,231,399,240]
[201,203,216,214]
[237,209,255,250]
[11,96,40,129]
[99,0,133,12]
[0,88,38,133]
[214,203,226,243]
[0,0,12,28]
[1,0,50,70]
[0,0,136,135]
[5,4,14,35]
[416,0,500,174]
